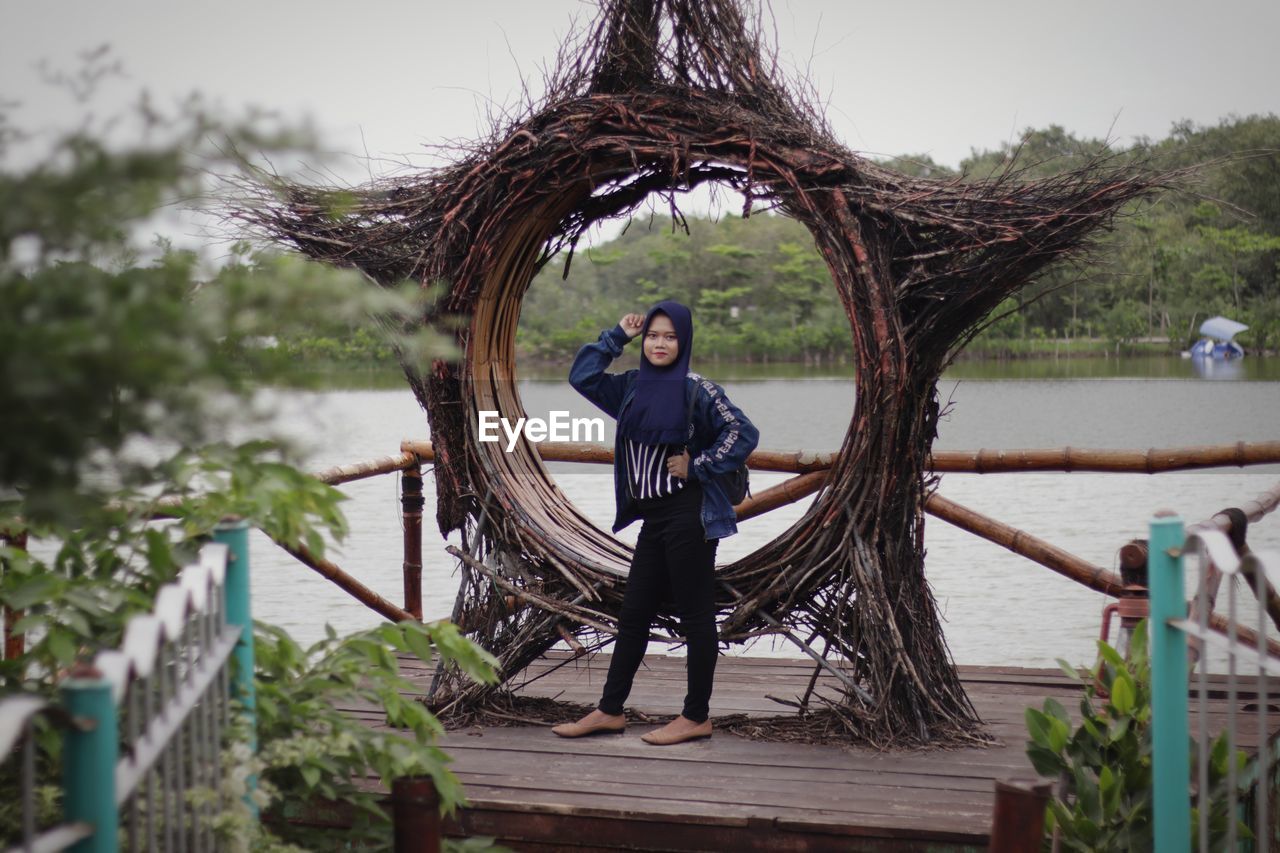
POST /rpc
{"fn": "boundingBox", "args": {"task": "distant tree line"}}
[512,115,1280,362]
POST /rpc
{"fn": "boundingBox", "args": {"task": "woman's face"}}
[643,313,679,367]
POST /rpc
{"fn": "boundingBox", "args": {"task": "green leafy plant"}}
[1025,624,1252,850]
[251,620,500,849]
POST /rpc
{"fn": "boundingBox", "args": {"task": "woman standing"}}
[552,301,759,745]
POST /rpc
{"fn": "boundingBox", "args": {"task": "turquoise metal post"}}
[214,519,257,812]
[1149,513,1190,853]
[62,675,117,853]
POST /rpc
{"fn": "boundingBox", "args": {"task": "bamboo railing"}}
[214,438,1280,673]
[398,439,1280,476]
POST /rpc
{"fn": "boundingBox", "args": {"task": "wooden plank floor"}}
[350,652,1280,852]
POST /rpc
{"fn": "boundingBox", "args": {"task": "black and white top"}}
[624,438,687,500]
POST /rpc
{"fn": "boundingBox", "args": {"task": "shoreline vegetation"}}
[255,115,1278,373]
[511,117,1280,365]
[256,344,1280,393]
[267,337,1273,371]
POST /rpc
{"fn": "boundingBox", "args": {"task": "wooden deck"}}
[346,652,1279,852]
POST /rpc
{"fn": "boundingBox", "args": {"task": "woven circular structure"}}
[240,0,1166,745]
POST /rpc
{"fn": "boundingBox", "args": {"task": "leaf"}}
[62,609,91,637]
[1073,808,1101,845]
[257,693,279,721]
[1043,804,1058,835]
[403,624,437,665]
[1209,731,1230,777]
[0,546,34,575]
[1107,716,1131,744]
[1127,620,1149,664]
[9,613,46,634]
[1073,764,1102,824]
[5,572,63,609]
[1080,715,1104,743]
[299,764,320,789]
[428,620,499,684]
[374,643,399,672]
[1110,674,1136,717]
[1026,707,1053,748]
[1048,800,1078,841]
[1098,765,1118,819]
[1047,717,1071,754]
[1057,658,1086,683]
[1027,745,1067,777]
[1043,697,1070,724]
[1096,640,1125,670]
[45,629,78,664]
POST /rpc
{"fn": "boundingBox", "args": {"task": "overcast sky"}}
[3,1,1277,200]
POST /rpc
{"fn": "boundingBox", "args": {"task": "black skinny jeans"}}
[598,483,720,722]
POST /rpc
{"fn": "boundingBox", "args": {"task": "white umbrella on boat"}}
[1199,315,1248,341]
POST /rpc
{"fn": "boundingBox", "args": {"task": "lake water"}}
[247,357,1280,671]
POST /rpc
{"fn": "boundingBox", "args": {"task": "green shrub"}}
[1025,625,1251,850]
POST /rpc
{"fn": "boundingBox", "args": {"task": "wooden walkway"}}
[345,652,1278,852]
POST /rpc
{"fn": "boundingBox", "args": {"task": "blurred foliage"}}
[0,234,448,521]
[0,57,488,850]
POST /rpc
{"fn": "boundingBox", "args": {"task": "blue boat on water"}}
[1187,315,1247,360]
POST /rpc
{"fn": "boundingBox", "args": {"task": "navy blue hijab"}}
[618,300,693,445]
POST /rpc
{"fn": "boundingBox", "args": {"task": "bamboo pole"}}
[930,442,1280,474]
[1209,480,1280,528]
[924,493,1126,597]
[400,440,437,461]
[144,451,418,519]
[927,492,1280,657]
[400,439,1280,475]
[733,448,840,473]
[274,539,417,624]
[735,471,828,521]
[144,501,426,626]
[401,464,425,620]
[313,451,418,486]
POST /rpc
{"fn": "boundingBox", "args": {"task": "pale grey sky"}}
[3,1,1277,176]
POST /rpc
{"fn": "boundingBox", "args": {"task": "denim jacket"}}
[569,325,760,540]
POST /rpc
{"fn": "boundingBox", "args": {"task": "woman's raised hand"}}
[619,313,645,339]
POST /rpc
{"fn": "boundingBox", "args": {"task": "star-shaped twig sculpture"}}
[238,0,1167,745]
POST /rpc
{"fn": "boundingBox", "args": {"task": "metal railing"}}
[1150,513,1280,852]
[0,697,93,852]
[1,522,254,853]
